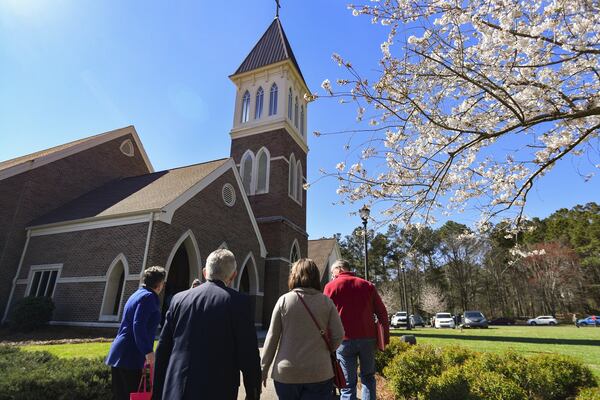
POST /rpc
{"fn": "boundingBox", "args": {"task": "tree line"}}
[336,203,600,319]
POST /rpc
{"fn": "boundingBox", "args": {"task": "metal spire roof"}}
[233,18,307,87]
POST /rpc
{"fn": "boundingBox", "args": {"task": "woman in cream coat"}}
[261,258,345,399]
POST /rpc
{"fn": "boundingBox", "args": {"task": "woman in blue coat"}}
[106,266,166,400]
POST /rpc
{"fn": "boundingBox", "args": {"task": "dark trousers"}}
[111,366,142,400]
[274,379,334,400]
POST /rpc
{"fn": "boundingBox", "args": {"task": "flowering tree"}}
[318,0,600,228]
[420,283,447,315]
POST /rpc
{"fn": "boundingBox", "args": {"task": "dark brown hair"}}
[288,258,321,291]
[143,266,166,289]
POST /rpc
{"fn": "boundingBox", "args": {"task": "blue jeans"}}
[274,379,334,400]
[336,338,376,400]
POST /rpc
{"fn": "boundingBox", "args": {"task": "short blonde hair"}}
[205,249,237,281]
[288,258,321,291]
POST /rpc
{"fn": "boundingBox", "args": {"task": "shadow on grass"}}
[390,331,600,347]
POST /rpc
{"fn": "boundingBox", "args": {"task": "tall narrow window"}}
[290,241,300,263]
[255,87,264,119]
[101,257,127,320]
[294,97,299,128]
[269,83,278,116]
[28,268,60,298]
[288,88,293,120]
[241,91,250,123]
[300,105,305,137]
[288,153,297,199]
[256,148,269,194]
[296,161,303,204]
[240,151,254,194]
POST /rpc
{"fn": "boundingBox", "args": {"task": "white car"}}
[391,311,409,328]
[527,316,558,326]
[434,312,455,329]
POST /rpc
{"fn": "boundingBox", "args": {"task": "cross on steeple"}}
[275,0,281,18]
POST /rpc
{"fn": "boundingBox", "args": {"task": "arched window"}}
[290,240,300,264]
[255,87,264,119]
[288,153,297,199]
[296,161,303,204]
[300,105,305,137]
[240,150,255,195]
[294,97,299,128]
[256,147,270,194]
[288,88,293,120]
[100,255,128,321]
[269,83,278,116]
[241,91,250,123]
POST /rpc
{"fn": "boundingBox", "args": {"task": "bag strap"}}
[295,291,334,353]
[137,362,153,393]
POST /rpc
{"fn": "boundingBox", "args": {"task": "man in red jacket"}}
[324,259,389,400]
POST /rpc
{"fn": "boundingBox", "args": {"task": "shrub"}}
[577,387,600,400]
[0,345,111,400]
[525,354,596,400]
[9,296,54,331]
[469,371,528,400]
[375,337,412,373]
[439,345,477,369]
[419,366,471,400]
[384,345,444,399]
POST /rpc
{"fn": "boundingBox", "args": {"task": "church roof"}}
[308,238,340,276]
[233,17,307,87]
[30,158,229,227]
[0,126,153,181]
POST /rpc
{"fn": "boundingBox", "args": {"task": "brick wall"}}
[0,133,150,316]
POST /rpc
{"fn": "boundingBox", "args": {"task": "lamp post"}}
[359,205,370,281]
[400,262,412,330]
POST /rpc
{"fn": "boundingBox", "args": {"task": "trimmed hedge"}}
[380,338,598,400]
[0,345,111,400]
[9,296,54,332]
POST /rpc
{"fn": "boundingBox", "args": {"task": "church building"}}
[0,17,329,327]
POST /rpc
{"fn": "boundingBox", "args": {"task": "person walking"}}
[106,266,166,400]
[324,260,389,400]
[261,258,345,399]
[573,313,579,328]
[153,249,261,400]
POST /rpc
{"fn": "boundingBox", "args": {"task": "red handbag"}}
[130,362,153,400]
[295,292,347,389]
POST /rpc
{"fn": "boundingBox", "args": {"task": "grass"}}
[21,341,112,358]
[391,325,600,378]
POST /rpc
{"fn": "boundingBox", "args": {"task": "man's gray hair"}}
[332,259,351,272]
[205,249,237,282]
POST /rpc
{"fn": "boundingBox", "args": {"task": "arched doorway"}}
[236,253,258,295]
[239,266,250,293]
[162,231,201,318]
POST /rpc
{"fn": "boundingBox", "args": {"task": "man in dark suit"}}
[153,249,261,400]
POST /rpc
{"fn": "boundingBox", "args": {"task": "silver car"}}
[527,315,559,326]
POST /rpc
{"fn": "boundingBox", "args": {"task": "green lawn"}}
[391,325,600,378]
[21,341,113,359]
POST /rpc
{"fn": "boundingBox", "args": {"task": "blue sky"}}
[0,0,597,239]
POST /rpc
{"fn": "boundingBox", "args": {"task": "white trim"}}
[265,257,290,263]
[288,153,297,200]
[0,126,154,182]
[25,264,63,298]
[219,241,229,249]
[165,230,202,285]
[58,276,107,283]
[140,212,154,278]
[29,213,155,236]
[254,147,271,195]
[99,253,129,322]
[222,183,237,207]
[289,239,301,263]
[230,118,309,154]
[15,279,28,285]
[235,252,259,295]
[2,230,31,323]
[49,320,121,328]
[270,155,289,163]
[228,160,268,258]
[159,160,233,224]
[296,160,303,205]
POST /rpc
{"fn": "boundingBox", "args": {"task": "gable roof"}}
[0,126,154,181]
[233,18,307,87]
[30,158,229,227]
[308,238,340,276]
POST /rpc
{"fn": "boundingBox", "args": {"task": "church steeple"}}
[229,18,309,150]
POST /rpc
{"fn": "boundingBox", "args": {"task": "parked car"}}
[489,317,516,326]
[410,314,425,327]
[434,312,455,329]
[462,311,489,328]
[577,316,600,326]
[391,311,409,328]
[527,316,559,326]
